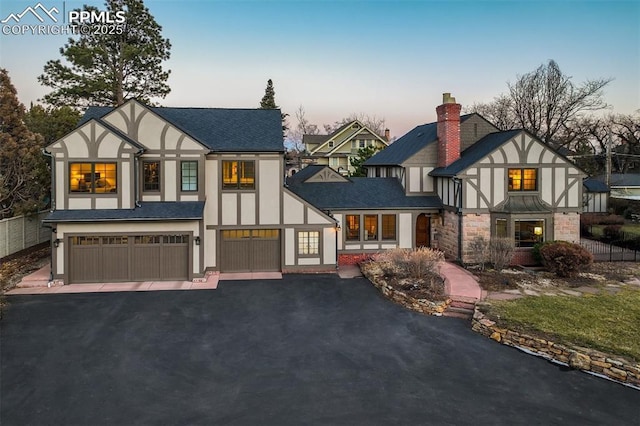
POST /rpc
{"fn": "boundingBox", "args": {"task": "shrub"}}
[488,238,515,271]
[539,241,593,278]
[532,241,553,265]
[603,225,622,241]
[373,247,444,279]
[599,215,625,226]
[468,236,489,270]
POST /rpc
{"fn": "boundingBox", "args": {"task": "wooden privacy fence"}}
[0,211,50,259]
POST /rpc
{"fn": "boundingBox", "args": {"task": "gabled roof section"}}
[593,173,640,187]
[430,129,523,177]
[78,102,284,152]
[307,120,388,155]
[364,122,438,166]
[43,201,205,223]
[46,116,146,151]
[287,175,441,210]
[291,165,349,183]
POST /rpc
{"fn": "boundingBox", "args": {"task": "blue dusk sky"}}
[0,0,638,138]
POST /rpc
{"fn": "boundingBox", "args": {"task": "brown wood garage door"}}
[68,235,189,283]
[220,229,280,272]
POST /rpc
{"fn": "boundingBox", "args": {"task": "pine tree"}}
[0,69,48,218]
[349,146,381,177]
[259,79,288,133]
[24,105,81,145]
[38,0,171,107]
[260,79,277,109]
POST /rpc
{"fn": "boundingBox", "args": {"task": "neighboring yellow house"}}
[303,120,389,175]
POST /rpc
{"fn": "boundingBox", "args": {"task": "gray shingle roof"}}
[592,173,640,187]
[364,122,438,166]
[43,201,205,223]
[363,114,476,167]
[430,130,523,177]
[492,195,552,213]
[287,174,441,210]
[583,178,610,193]
[79,105,284,152]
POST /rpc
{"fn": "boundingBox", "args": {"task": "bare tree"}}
[323,113,387,137]
[508,60,612,145]
[610,112,640,173]
[468,61,612,147]
[286,105,319,152]
[466,94,518,131]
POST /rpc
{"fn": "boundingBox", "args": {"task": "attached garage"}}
[68,234,190,283]
[220,229,280,272]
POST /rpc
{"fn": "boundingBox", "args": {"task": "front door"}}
[416,214,430,247]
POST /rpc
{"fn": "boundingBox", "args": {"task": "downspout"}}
[42,149,55,281]
[134,148,144,208]
[453,177,463,264]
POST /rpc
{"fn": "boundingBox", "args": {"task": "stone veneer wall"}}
[461,213,491,262]
[553,212,580,242]
[434,210,459,260]
[472,307,640,388]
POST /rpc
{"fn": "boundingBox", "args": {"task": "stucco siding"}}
[285,228,295,266]
[398,213,412,248]
[67,198,92,209]
[240,193,256,225]
[283,192,304,224]
[323,227,336,265]
[221,193,237,225]
[409,167,421,192]
[164,160,177,201]
[259,159,280,224]
[205,160,218,226]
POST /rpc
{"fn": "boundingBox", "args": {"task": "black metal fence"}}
[580,238,640,262]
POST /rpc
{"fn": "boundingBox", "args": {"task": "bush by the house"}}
[488,238,515,271]
[374,247,444,280]
[468,236,489,270]
[532,241,552,265]
[539,241,593,278]
[603,225,623,241]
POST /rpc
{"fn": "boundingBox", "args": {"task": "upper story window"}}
[359,140,365,148]
[508,168,537,191]
[181,161,198,192]
[222,160,255,190]
[143,161,160,192]
[328,141,334,148]
[69,162,117,193]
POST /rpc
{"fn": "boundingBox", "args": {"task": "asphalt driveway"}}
[1,275,638,425]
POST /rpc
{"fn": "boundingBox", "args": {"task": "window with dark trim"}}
[364,215,377,240]
[222,160,255,190]
[382,214,396,240]
[181,161,198,192]
[345,215,360,241]
[143,161,160,192]
[69,162,117,193]
[514,220,544,247]
[298,231,320,255]
[508,168,537,191]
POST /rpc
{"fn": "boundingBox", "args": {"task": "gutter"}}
[133,148,145,208]
[41,149,55,281]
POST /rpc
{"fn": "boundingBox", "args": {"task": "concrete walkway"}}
[7,265,219,295]
[440,261,484,301]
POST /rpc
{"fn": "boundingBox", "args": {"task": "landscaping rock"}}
[568,352,591,370]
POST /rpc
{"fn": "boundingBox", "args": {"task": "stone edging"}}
[472,305,640,389]
[362,269,450,316]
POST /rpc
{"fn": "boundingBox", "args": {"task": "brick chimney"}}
[436,92,462,168]
[384,128,390,141]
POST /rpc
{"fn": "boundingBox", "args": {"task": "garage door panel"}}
[221,229,280,272]
[132,246,161,280]
[252,239,280,271]
[161,245,189,280]
[102,246,129,281]
[70,246,102,283]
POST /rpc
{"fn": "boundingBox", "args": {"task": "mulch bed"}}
[1,243,51,291]
[381,272,446,301]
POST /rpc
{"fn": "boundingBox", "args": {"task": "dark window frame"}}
[222,160,255,190]
[508,168,538,192]
[381,214,397,240]
[143,161,161,192]
[297,230,320,256]
[181,161,198,192]
[69,162,117,194]
[345,214,360,241]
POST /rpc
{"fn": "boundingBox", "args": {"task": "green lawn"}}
[487,289,640,361]
[590,223,640,238]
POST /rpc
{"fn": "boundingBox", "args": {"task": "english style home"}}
[44,93,585,283]
[44,100,338,284]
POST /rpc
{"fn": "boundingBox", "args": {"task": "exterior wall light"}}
[194,236,201,245]
[53,239,61,248]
